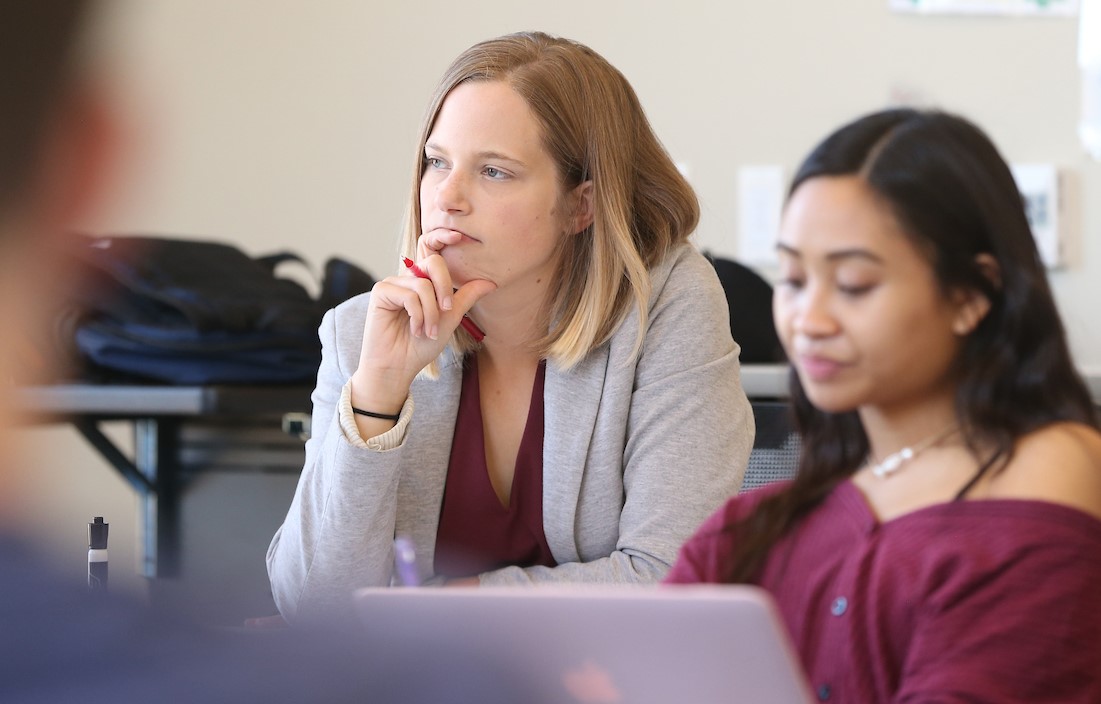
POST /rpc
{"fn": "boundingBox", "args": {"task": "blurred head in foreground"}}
[0,0,119,512]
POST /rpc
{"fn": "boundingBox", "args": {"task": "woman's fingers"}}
[380,255,497,343]
[402,251,456,316]
[416,230,462,260]
[416,254,455,312]
[449,278,497,320]
[373,275,441,340]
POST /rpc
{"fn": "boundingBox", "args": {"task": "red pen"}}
[402,256,485,341]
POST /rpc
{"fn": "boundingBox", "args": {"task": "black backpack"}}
[63,235,374,385]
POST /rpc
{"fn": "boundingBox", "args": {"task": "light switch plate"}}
[737,165,784,267]
[1011,163,1064,269]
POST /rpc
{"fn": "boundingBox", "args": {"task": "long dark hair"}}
[722,108,1097,583]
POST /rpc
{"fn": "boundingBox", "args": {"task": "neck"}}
[468,287,551,352]
[858,390,959,463]
[477,337,543,374]
[867,422,960,478]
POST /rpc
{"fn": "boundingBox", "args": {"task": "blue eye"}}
[483,166,508,180]
[424,156,446,170]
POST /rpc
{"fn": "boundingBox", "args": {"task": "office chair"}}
[705,253,786,364]
[743,401,800,493]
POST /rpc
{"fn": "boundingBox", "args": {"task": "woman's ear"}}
[951,253,1000,336]
[567,180,595,235]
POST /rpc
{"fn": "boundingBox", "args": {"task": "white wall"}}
[18,0,1100,598]
[86,0,1099,355]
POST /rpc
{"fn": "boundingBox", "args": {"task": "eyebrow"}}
[424,142,527,168]
[776,242,885,264]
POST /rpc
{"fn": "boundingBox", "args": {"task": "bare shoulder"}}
[996,422,1101,520]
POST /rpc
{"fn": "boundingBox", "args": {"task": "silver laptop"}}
[353,584,813,704]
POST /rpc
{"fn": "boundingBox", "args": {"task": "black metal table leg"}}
[134,418,180,578]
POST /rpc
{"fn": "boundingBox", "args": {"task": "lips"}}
[797,354,847,382]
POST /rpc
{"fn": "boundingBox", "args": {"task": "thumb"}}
[449,278,497,318]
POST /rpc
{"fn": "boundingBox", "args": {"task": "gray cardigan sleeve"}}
[265,308,405,623]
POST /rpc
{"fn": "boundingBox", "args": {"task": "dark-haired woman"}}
[667,109,1101,702]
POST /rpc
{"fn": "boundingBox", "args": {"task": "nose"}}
[787,284,839,339]
[434,170,469,214]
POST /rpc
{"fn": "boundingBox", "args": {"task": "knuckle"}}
[417,234,441,251]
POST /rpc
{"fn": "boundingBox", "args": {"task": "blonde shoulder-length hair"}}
[401,31,698,370]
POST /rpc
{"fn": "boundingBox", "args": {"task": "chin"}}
[445,260,497,290]
[441,252,474,282]
[449,270,491,289]
[799,384,861,415]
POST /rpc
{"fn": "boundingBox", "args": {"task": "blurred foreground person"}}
[0,3,547,702]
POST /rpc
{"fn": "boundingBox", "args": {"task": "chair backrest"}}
[707,254,786,364]
[744,401,800,492]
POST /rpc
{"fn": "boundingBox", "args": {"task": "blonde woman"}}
[268,31,753,622]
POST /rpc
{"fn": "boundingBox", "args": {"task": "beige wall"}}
[18,0,1099,596]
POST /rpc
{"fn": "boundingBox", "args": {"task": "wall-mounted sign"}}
[890,0,1078,15]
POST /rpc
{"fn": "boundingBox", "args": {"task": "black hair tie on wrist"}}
[352,407,401,421]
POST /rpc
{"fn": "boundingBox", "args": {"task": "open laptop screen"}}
[353,584,813,704]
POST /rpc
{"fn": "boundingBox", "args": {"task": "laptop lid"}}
[353,584,813,704]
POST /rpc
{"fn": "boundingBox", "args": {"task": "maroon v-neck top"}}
[434,356,557,579]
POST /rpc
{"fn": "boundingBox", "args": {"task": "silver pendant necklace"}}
[869,424,960,479]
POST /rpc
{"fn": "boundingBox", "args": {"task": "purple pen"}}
[393,536,421,587]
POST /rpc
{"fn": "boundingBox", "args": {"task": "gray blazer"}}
[267,244,754,621]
